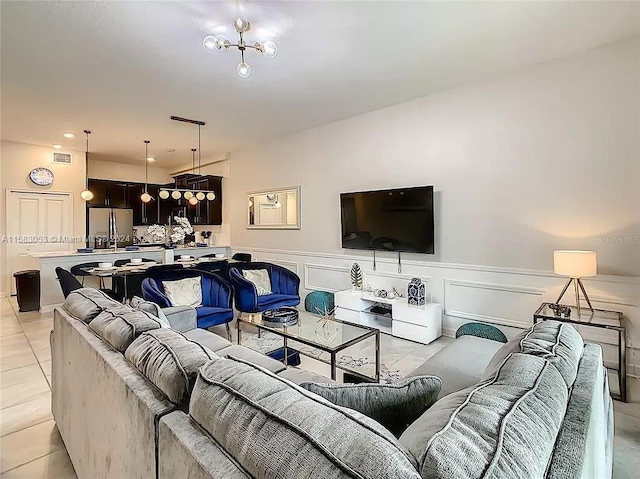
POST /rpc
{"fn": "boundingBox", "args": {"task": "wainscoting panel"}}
[304,263,351,292]
[263,258,299,275]
[234,246,640,376]
[444,279,545,330]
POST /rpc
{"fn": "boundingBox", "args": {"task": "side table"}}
[533,302,626,402]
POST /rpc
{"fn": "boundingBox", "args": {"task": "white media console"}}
[334,290,442,345]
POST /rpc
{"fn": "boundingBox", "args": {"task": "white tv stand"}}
[334,290,442,345]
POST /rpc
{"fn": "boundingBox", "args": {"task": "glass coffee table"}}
[237,309,380,382]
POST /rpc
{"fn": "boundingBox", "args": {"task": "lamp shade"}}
[553,250,597,278]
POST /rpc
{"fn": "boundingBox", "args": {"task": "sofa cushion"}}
[125,329,217,404]
[88,307,167,353]
[216,345,286,374]
[408,336,503,397]
[62,288,121,322]
[257,293,299,307]
[130,296,169,323]
[482,330,528,380]
[399,353,568,479]
[520,320,584,387]
[189,357,421,479]
[242,269,272,296]
[183,328,232,353]
[162,277,202,307]
[300,376,442,437]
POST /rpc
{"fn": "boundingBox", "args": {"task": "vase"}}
[407,278,425,306]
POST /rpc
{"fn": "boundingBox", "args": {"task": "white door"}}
[5,190,73,294]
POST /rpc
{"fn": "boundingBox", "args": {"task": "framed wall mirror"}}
[247,186,300,229]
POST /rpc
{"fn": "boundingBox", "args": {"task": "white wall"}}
[1,140,87,295]
[228,38,640,376]
[88,158,173,184]
[230,37,639,276]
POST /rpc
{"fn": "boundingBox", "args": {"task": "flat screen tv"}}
[340,186,434,254]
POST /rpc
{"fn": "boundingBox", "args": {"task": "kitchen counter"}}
[32,245,231,312]
[28,247,166,258]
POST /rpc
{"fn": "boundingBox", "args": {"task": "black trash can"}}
[13,270,41,312]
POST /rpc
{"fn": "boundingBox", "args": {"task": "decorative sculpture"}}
[350,263,363,290]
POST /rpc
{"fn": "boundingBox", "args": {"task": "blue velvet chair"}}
[141,269,234,335]
[228,262,300,313]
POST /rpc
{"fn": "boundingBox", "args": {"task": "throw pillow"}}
[300,376,442,437]
[162,277,202,307]
[125,328,217,404]
[130,296,170,325]
[242,269,272,296]
[189,356,421,479]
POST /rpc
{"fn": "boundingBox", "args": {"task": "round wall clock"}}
[29,167,54,186]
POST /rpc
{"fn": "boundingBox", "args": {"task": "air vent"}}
[52,151,72,164]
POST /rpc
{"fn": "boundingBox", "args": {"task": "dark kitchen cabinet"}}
[186,176,222,225]
[86,179,108,206]
[86,176,222,226]
[130,184,159,226]
[87,179,128,207]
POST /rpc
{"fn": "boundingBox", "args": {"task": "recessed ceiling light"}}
[63,133,75,139]
[53,144,62,149]
[146,157,155,162]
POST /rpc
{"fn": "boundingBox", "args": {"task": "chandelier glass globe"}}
[140,192,152,203]
[237,62,251,78]
[234,17,250,33]
[196,192,205,201]
[80,190,94,201]
[188,196,199,206]
[262,41,278,58]
[184,191,193,200]
[203,35,226,52]
[159,190,170,199]
[206,192,216,201]
[171,190,182,200]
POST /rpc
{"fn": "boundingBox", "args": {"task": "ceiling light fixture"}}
[53,144,62,149]
[203,17,277,78]
[63,133,75,139]
[140,140,153,203]
[80,130,94,201]
[159,116,219,202]
[146,157,155,162]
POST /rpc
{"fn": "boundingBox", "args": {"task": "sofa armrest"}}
[163,306,197,333]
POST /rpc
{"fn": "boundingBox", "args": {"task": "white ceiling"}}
[2,1,639,167]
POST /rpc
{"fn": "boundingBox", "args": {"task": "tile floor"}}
[1,297,639,478]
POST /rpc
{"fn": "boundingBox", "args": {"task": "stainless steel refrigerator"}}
[88,208,134,248]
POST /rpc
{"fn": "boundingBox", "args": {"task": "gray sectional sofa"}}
[52,288,613,479]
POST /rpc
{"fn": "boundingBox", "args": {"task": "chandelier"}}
[158,116,217,205]
[202,17,277,78]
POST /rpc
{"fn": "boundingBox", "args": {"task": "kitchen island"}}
[30,245,230,312]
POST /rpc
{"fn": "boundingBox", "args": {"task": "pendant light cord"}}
[83,130,91,190]
[198,124,202,174]
[144,140,150,192]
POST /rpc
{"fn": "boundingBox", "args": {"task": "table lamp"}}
[553,250,597,315]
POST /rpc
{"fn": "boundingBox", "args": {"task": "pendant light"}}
[184,148,196,201]
[198,124,215,201]
[140,140,152,203]
[80,130,94,201]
